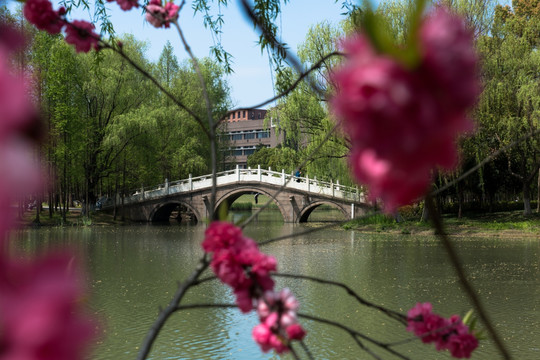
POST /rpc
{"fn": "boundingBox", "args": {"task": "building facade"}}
[220,108,283,169]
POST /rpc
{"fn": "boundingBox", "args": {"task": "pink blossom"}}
[202,221,243,252]
[445,333,479,358]
[407,302,447,343]
[145,3,168,28]
[407,303,478,358]
[252,323,272,352]
[420,7,479,112]
[145,1,179,28]
[202,222,276,311]
[330,6,478,211]
[0,253,95,359]
[23,0,66,34]
[165,2,180,22]
[107,0,139,11]
[286,324,307,341]
[64,20,100,53]
[252,289,305,353]
[0,58,37,142]
[0,27,41,238]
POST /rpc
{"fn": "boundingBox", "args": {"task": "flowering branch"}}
[425,194,511,359]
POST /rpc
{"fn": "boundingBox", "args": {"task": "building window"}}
[244,133,256,140]
[244,149,256,156]
[232,112,235,119]
[233,149,243,156]
[232,133,243,141]
[237,111,241,118]
[250,112,254,119]
[257,131,269,139]
[243,110,246,118]
[258,113,261,119]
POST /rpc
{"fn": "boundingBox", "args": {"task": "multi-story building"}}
[219,108,283,169]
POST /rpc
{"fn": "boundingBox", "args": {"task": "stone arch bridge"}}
[103,166,369,223]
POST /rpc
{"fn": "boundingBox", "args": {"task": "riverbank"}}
[19,208,128,227]
[18,205,540,239]
[343,210,540,238]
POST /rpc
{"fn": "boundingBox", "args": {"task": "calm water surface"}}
[11,211,540,359]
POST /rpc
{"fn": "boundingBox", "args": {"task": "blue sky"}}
[43,1,349,109]
[100,1,348,109]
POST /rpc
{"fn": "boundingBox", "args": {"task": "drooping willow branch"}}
[425,194,511,359]
[99,40,209,138]
[431,128,540,197]
[274,273,407,325]
[238,0,326,98]
[243,50,343,111]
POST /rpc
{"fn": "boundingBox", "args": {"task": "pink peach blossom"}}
[286,324,307,341]
[107,0,139,11]
[0,253,95,359]
[23,0,66,34]
[64,20,100,53]
[330,6,479,211]
[407,303,478,358]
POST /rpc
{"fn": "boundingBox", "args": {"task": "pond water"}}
[10,210,540,359]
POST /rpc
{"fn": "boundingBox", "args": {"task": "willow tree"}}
[476,1,540,215]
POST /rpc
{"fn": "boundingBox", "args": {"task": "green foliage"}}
[247,146,299,173]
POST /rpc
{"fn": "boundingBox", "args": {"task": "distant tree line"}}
[253,0,540,216]
[3,7,231,221]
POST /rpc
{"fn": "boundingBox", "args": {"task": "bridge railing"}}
[111,165,365,207]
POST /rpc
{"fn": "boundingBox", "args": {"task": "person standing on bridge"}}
[295,169,301,183]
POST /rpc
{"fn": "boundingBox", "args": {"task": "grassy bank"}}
[344,210,540,237]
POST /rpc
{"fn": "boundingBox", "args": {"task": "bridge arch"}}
[215,187,290,222]
[149,201,201,224]
[298,201,348,223]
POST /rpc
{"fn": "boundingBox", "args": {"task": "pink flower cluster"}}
[331,7,479,211]
[107,0,139,11]
[202,222,306,353]
[0,254,95,359]
[145,0,180,29]
[0,25,96,359]
[0,27,40,239]
[253,289,307,354]
[23,0,100,53]
[407,303,478,358]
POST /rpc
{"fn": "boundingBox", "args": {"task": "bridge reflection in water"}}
[103,166,369,223]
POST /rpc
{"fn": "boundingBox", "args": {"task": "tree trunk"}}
[457,184,463,219]
[421,200,430,222]
[537,168,539,213]
[523,182,532,216]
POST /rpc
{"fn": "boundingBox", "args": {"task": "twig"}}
[172,19,219,220]
[238,122,342,229]
[425,194,511,359]
[298,313,410,360]
[258,210,383,247]
[244,51,343,110]
[431,128,540,197]
[99,41,209,138]
[136,256,210,360]
[274,273,407,325]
